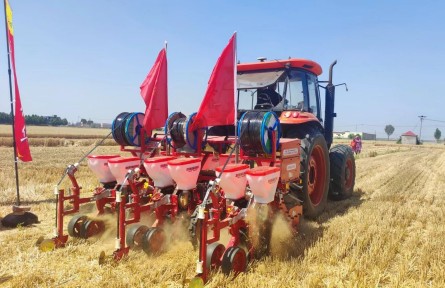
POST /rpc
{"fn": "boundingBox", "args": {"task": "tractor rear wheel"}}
[329,144,356,200]
[300,133,330,219]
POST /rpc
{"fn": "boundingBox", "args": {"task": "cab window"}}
[307,73,320,118]
[287,70,304,110]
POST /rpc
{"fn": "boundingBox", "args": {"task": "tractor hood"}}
[237,70,285,89]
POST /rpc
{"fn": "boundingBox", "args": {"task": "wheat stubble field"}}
[1,129,445,287]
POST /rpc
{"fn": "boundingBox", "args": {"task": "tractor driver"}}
[256,83,283,108]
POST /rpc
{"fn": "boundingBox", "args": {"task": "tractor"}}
[189,57,355,285]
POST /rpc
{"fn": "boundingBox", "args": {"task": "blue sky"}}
[0,0,444,140]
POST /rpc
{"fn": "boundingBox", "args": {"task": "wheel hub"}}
[306,145,326,206]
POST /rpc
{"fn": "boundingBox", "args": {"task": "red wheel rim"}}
[344,158,354,190]
[307,145,327,206]
[232,249,247,273]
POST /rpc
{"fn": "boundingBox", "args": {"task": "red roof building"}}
[401,131,417,144]
[402,131,416,137]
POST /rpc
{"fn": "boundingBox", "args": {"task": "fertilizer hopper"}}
[87,155,120,186]
[246,166,280,204]
[215,164,249,200]
[167,158,201,210]
[108,157,141,186]
[143,155,176,188]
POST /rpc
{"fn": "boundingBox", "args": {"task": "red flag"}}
[140,48,168,132]
[190,33,236,130]
[6,0,32,162]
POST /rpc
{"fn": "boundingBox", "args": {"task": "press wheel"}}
[206,242,225,270]
[67,214,88,238]
[79,219,104,239]
[142,227,167,255]
[126,224,149,249]
[221,246,247,275]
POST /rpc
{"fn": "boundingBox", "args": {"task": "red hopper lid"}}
[87,155,120,160]
[108,157,140,164]
[215,164,249,173]
[144,156,176,164]
[168,157,201,166]
[246,166,280,176]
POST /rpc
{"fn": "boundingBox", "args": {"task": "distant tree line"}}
[0,112,68,126]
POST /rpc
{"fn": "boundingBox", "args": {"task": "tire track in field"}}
[355,149,424,199]
[357,148,445,286]
[282,147,445,287]
[382,148,445,286]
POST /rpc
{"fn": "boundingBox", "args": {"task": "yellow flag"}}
[5,0,13,36]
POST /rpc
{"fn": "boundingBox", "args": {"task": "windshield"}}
[237,69,305,111]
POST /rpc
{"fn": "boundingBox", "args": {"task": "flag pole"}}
[1,0,38,228]
[233,32,239,163]
[3,0,20,206]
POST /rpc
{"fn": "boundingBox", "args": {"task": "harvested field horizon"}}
[0,125,116,148]
[1,141,445,287]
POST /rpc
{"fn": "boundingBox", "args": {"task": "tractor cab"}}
[237,58,323,126]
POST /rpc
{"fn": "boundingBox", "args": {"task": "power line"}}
[424,118,445,123]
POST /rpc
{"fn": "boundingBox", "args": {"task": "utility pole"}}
[418,115,426,141]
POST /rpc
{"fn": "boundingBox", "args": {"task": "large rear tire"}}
[300,134,330,218]
[329,144,356,200]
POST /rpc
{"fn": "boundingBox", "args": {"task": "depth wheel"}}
[126,224,149,249]
[142,227,167,255]
[300,133,330,218]
[206,242,225,270]
[80,220,104,239]
[67,214,88,238]
[221,246,247,275]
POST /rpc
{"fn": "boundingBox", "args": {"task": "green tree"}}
[434,128,441,142]
[384,124,395,140]
[0,112,12,124]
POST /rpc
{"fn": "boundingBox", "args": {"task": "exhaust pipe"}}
[328,60,337,85]
[324,60,337,149]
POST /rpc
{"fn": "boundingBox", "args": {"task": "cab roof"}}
[237,58,322,76]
